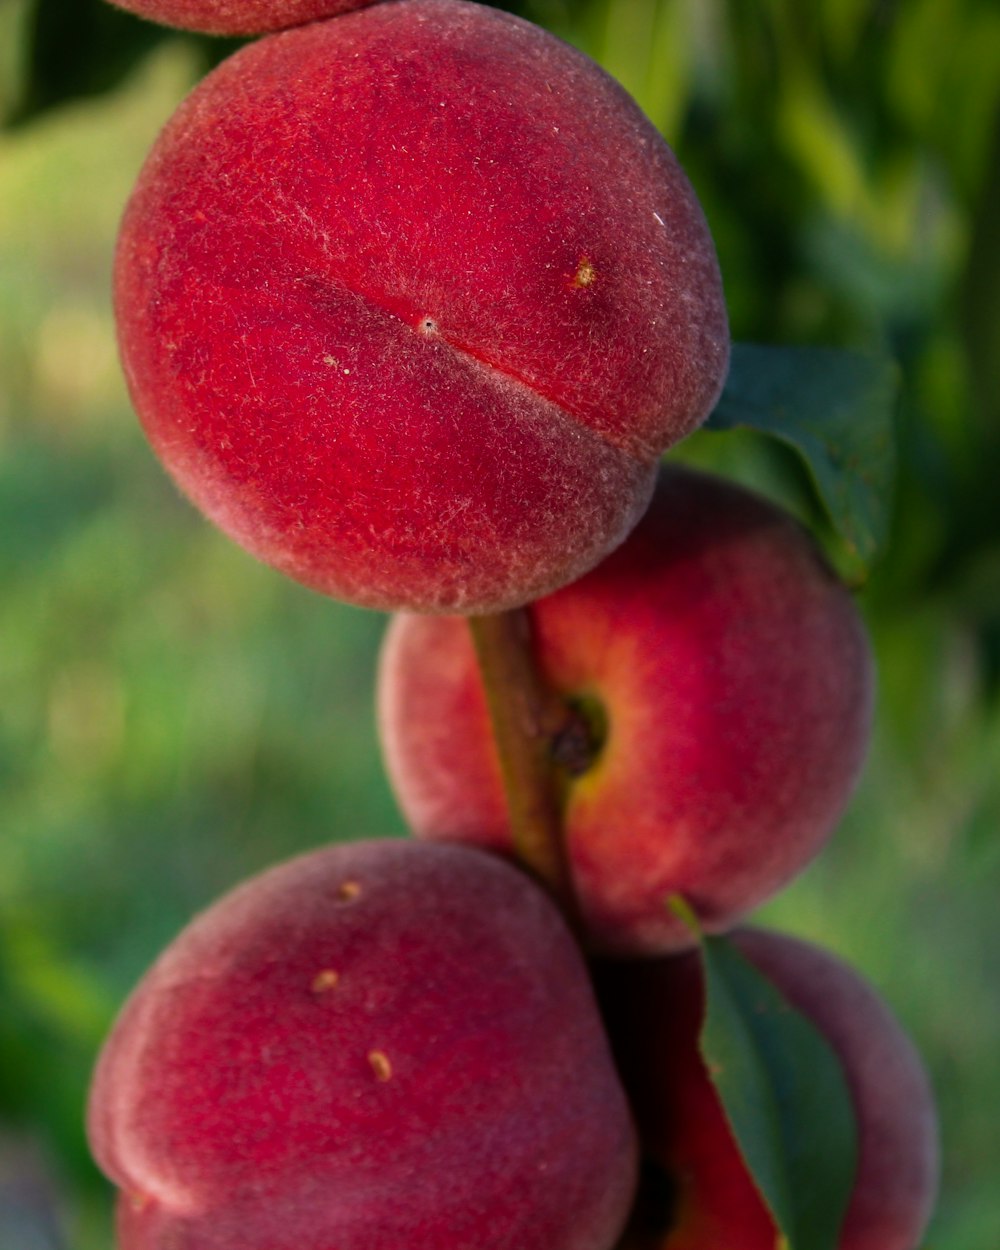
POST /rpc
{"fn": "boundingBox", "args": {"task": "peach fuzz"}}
[115,0,729,614]
[106,0,379,37]
[87,839,638,1250]
[596,929,939,1250]
[378,465,873,954]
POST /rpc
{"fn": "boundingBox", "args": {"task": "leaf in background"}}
[706,342,898,570]
[584,0,691,140]
[961,98,1000,482]
[699,934,859,1250]
[8,0,167,126]
[6,0,244,129]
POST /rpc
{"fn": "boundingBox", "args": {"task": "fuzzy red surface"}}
[378,465,873,953]
[596,929,938,1250]
[107,0,379,36]
[88,840,638,1250]
[116,0,728,613]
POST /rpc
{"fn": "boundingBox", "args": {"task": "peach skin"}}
[114,0,728,613]
[88,840,638,1250]
[378,465,874,953]
[105,0,381,36]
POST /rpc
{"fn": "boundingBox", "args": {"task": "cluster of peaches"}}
[89,0,939,1246]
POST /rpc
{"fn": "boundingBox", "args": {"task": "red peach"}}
[115,0,729,613]
[87,839,638,1250]
[378,465,873,953]
[106,0,378,37]
[596,929,939,1250]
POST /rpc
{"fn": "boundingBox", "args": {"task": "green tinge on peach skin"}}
[378,464,874,955]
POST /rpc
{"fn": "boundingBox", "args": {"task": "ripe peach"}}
[378,465,873,954]
[115,0,729,614]
[596,929,939,1250]
[106,0,377,37]
[87,840,638,1250]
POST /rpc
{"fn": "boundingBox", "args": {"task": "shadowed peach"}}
[88,840,638,1250]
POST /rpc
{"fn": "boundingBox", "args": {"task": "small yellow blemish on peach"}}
[128,1192,151,1213]
[571,257,596,288]
[311,969,340,993]
[322,355,338,367]
[336,880,362,902]
[368,1050,393,1081]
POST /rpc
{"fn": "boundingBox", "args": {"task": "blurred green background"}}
[1,0,998,1246]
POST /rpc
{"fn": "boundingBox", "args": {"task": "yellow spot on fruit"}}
[128,1192,151,1213]
[336,880,361,902]
[323,355,337,366]
[311,969,340,993]
[368,1050,393,1081]
[572,257,596,288]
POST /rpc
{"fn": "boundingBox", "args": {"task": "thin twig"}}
[467,610,584,933]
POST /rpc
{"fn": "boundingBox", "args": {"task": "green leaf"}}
[6,0,245,129]
[706,343,899,569]
[8,0,167,127]
[698,934,859,1250]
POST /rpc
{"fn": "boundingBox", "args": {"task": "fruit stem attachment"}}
[467,610,583,933]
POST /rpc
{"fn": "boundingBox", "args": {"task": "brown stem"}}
[467,610,583,931]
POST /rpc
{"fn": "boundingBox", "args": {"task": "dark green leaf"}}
[8,0,167,126]
[707,342,898,569]
[6,0,245,129]
[699,934,859,1250]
